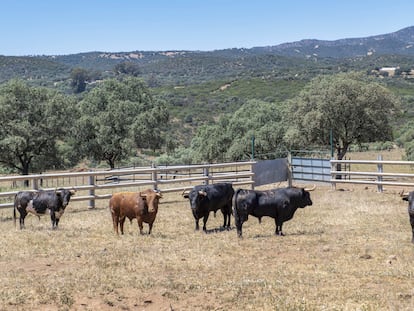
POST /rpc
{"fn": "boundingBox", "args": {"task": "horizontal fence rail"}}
[330,158,414,192]
[0,161,255,209]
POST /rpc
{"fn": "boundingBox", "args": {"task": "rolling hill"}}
[1,25,414,87]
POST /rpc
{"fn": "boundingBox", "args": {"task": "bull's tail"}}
[232,189,243,238]
[13,204,16,228]
[232,189,239,218]
[232,189,243,222]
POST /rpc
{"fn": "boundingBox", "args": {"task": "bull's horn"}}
[304,184,316,191]
[182,190,190,196]
[399,189,409,197]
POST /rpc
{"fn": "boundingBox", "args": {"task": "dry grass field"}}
[0,180,413,311]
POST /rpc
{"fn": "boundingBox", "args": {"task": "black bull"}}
[13,189,75,229]
[401,191,414,243]
[183,183,234,232]
[233,187,313,237]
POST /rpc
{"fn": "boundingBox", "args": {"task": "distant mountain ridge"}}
[1,26,414,86]
[251,26,414,58]
[38,26,414,69]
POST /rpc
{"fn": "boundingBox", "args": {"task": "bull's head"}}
[56,188,76,208]
[183,187,207,211]
[140,190,162,213]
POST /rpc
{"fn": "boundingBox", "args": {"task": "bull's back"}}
[110,192,140,216]
[207,183,234,206]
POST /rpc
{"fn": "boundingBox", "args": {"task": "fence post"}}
[203,167,209,185]
[377,155,383,193]
[152,163,158,190]
[88,174,95,209]
[250,162,255,190]
[287,152,293,187]
[330,158,336,190]
[33,178,39,191]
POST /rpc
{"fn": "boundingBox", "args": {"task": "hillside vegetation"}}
[1,26,414,171]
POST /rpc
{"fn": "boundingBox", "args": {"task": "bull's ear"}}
[402,196,409,201]
[182,190,190,198]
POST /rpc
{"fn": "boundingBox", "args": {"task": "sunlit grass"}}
[0,183,414,310]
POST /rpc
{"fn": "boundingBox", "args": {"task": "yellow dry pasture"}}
[0,183,413,311]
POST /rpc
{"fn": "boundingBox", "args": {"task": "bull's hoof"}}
[276,232,285,236]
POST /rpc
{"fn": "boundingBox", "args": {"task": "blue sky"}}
[1,0,413,56]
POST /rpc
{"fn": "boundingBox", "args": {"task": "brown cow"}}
[109,189,162,235]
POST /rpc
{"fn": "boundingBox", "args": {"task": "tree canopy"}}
[190,99,286,162]
[0,79,76,174]
[73,77,169,168]
[285,72,399,159]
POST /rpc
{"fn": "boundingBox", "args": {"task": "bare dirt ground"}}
[1,181,414,310]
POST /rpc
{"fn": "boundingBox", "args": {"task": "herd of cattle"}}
[12,183,414,242]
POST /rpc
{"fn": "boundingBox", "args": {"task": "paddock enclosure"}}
[1,182,413,310]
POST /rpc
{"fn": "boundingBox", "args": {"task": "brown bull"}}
[109,189,162,235]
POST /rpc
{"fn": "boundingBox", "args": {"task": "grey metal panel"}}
[253,158,289,186]
[292,157,331,182]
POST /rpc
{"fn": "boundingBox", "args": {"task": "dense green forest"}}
[2,27,414,174]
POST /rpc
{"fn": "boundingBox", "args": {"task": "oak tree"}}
[285,72,398,160]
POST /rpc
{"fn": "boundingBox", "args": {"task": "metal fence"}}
[330,157,414,192]
[4,155,413,210]
[0,161,255,209]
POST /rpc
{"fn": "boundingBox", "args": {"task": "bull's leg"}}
[148,222,153,235]
[410,213,414,244]
[275,219,284,236]
[235,219,243,238]
[195,219,200,231]
[192,210,200,231]
[137,218,144,234]
[17,210,27,230]
[50,213,57,230]
[221,209,230,229]
[202,214,209,232]
[111,214,119,235]
[120,217,126,235]
[20,214,26,229]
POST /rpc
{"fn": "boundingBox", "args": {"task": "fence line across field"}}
[3,155,414,210]
[0,161,256,209]
[330,156,414,192]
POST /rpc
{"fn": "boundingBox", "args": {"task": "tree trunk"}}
[22,162,30,187]
[336,143,349,180]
